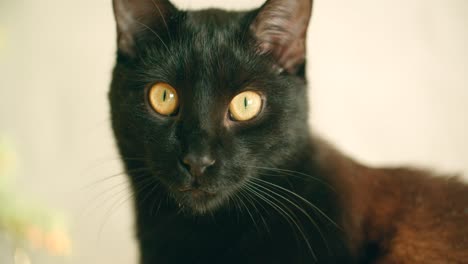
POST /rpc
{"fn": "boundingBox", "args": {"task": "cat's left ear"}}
[250,0,313,75]
[112,0,177,57]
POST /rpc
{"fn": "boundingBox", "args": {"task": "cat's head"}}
[110,0,313,214]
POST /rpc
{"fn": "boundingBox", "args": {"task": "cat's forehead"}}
[159,9,259,89]
[138,8,270,96]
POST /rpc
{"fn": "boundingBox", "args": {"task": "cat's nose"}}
[182,154,216,177]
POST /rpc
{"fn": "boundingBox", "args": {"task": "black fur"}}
[110,1,352,263]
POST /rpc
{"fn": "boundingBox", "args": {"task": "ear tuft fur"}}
[251,0,313,74]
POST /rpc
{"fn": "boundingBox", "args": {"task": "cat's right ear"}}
[112,0,177,57]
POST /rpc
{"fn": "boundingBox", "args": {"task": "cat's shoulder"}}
[313,138,468,263]
[369,167,468,263]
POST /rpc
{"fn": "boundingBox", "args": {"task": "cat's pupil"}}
[244,97,247,109]
[163,89,167,102]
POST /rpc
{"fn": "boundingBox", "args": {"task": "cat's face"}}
[110,0,312,213]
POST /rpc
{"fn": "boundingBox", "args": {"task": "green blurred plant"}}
[0,136,71,256]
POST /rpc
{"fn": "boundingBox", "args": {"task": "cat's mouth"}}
[174,186,225,213]
[178,187,217,199]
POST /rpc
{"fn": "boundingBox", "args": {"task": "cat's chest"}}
[137,211,349,264]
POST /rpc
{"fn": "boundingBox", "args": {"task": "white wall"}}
[0,0,466,263]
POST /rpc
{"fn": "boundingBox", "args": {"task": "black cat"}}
[109,0,468,263]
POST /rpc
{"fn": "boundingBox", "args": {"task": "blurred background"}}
[0,0,467,263]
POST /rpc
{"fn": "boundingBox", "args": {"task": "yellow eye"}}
[148,83,179,116]
[229,91,263,121]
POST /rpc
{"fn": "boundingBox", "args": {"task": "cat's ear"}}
[112,0,177,56]
[250,0,313,74]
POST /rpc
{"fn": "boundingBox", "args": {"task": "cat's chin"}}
[175,189,227,215]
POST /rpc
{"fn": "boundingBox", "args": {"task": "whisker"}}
[83,174,152,219]
[148,178,170,217]
[241,188,271,235]
[244,184,297,238]
[244,183,316,260]
[80,156,147,176]
[78,171,150,220]
[250,180,331,256]
[252,177,341,230]
[150,195,164,216]
[139,181,161,207]
[78,179,130,219]
[232,192,250,227]
[230,193,242,223]
[96,191,135,242]
[237,190,261,233]
[247,165,336,192]
[97,173,155,240]
[80,167,150,190]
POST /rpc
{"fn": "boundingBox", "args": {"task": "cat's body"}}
[320,141,468,263]
[109,0,468,263]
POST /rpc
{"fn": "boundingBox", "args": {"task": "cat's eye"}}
[229,91,263,121]
[148,83,179,116]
